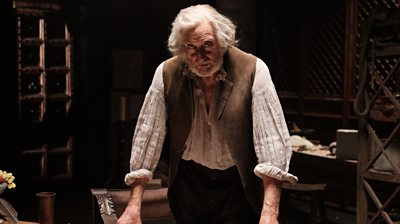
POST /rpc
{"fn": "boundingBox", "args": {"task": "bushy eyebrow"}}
[184,37,215,47]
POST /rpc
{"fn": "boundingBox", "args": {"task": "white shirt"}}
[124,58,298,185]
[180,66,235,169]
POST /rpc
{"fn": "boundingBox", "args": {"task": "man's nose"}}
[195,48,208,59]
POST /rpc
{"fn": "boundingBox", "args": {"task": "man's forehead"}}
[181,21,215,42]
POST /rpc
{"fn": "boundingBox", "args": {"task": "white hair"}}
[167,4,237,56]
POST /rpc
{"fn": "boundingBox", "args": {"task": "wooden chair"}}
[91,187,175,224]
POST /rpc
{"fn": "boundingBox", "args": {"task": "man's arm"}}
[118,62,167,224]
[259,175,282,224]
[117,178,148,224]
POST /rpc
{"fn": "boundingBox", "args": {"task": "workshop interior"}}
[0,0,400,223]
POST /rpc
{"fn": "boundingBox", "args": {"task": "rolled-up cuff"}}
[124,169,153,186]
[254,163,298,184]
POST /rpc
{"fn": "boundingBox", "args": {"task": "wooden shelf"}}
[21,66,44,74]
[278,93,299,99]
[284,111,300,116]
[374,45,400,57]
[21,37,43,46]
[47,94,71,100]
[303,96,343,101]
[15,6,75,184]
[47,66,70,73]
[47,38,70,46]
[302,112,343,119]
[20,94,44,101]
[363,169,400,184]
[369,109,400,122]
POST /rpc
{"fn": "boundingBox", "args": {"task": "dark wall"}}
[74,0,223,186]
[1,0,18,172]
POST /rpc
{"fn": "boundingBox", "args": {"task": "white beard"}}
[187,55,224,78]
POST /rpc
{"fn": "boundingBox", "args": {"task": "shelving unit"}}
[259,0,359,145]
[356,8,400,224]
[13,0,74,180]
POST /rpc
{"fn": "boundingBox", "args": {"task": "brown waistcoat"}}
[163,46,263,213]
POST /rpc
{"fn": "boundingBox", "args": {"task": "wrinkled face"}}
[181,21,224,77]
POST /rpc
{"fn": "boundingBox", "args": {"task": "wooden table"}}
[289,147,358,213]
[292,146,356,162]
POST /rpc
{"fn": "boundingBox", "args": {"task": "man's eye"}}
[187,44,196,50]
[204,41,213,48]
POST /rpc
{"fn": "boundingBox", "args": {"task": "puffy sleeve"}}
[124,62,167,186]
[252,58,298,184]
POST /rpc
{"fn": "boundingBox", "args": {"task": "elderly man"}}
[118,4,297,224]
